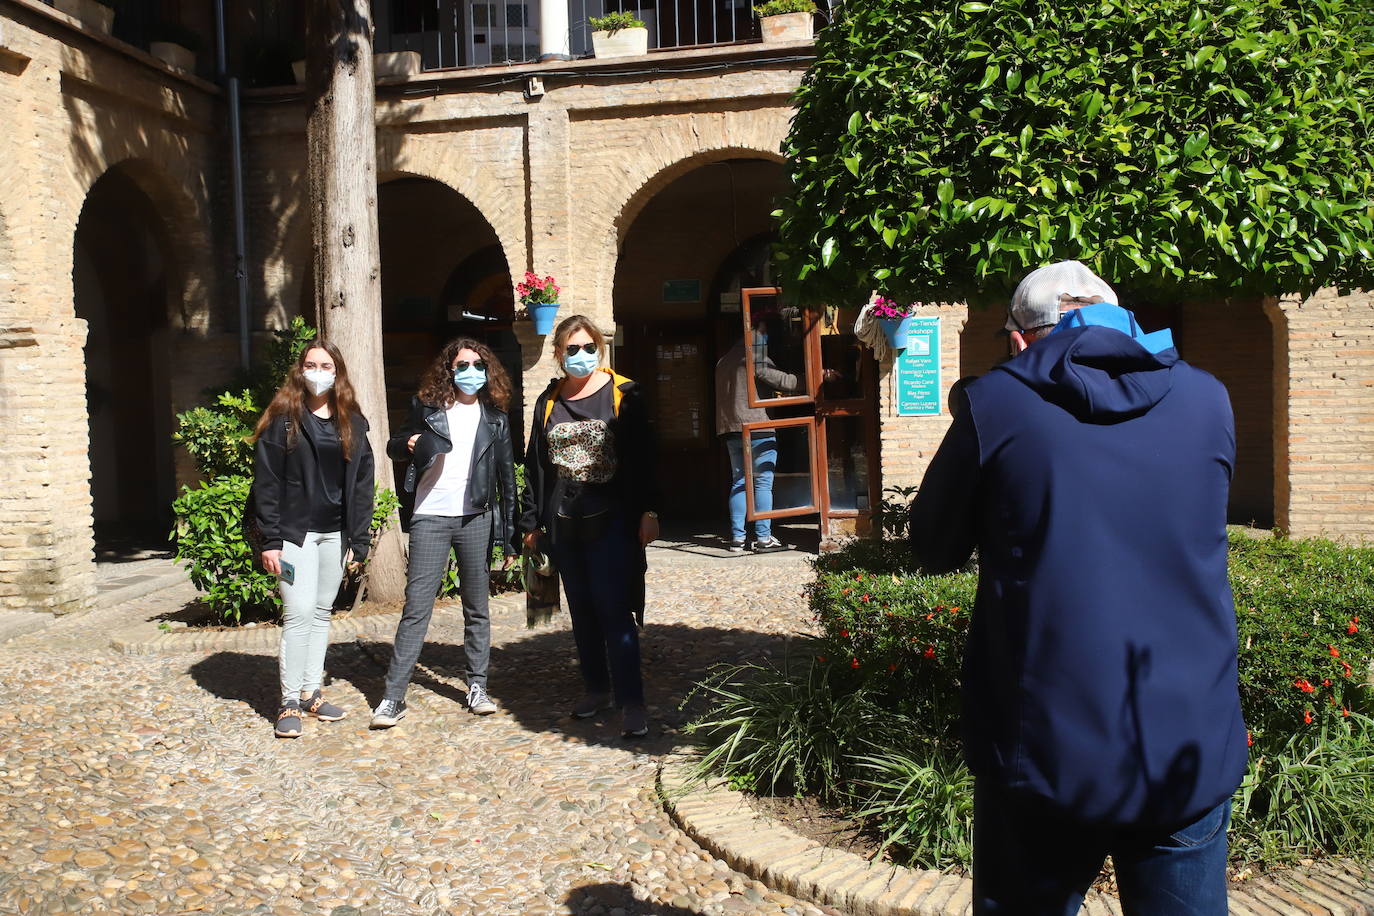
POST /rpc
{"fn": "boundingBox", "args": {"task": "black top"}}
[304,410,344,532]
[547,382,618,520]
[250,410,375,561]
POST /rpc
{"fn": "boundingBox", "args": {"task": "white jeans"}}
[278,531,344,704]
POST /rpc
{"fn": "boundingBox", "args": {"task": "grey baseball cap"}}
[1006,260,1118,331]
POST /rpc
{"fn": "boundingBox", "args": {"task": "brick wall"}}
[1270,288,1374,540]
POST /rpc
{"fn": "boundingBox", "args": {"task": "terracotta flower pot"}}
[759,11,813,43]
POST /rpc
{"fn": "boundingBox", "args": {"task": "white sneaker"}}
[466,683,497,716]
[370,698,407,728]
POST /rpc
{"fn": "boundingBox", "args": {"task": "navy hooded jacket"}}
[909,323,1247,828]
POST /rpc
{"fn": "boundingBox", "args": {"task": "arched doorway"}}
[74,165,177,557]
[377,177,520,443]
[612,158,788,527]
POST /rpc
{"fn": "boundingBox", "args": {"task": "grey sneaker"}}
[302,690,346,721]
[466,683,497,716]
[727,539,746,554]
[570,693,613,719]
[370,698,407,729]
[752,536,786,553]
[274,701,303,738]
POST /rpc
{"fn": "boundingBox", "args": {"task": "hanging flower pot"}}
[529,302,560,335]
[517,272,562,335]
[878,316,914,350]
[870,297,917,350]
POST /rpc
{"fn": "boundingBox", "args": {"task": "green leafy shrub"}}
[171,475,278,621]
[172,317,317,480]
[690,532,1374,873]
[754,0,816,16]
[589,11,645,33]
[775,0,1374,306]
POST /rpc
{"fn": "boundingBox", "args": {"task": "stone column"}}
[1266,288,1374,540]
[539,0,572,60]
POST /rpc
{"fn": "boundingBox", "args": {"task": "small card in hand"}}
[279,560,296,586]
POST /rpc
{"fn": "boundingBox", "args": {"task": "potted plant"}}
[150,22,201,72]
[53,0,114,34]
[754,0,816,43]
[870,297,916,350]
[517,272,561,335]
[589,11,649,58]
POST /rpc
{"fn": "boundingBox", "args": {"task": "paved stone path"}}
[0,536,839,916]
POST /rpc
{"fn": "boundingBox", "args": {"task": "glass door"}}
[739,289,882,542]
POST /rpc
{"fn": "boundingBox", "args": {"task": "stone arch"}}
[586,143,788,321]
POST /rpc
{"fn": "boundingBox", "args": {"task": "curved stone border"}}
[659,756,1374,916]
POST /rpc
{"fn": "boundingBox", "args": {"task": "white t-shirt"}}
[413,399,483,517]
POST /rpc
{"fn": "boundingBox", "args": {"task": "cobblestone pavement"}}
[0,535,839,916]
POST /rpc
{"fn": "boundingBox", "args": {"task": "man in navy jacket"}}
[909,262,1246,915]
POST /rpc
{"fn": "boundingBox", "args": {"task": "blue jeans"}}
[973,782,1231,915]
[724,432,778,542]
[548,515,644,707]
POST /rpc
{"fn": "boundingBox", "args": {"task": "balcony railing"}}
[372,0,831,73]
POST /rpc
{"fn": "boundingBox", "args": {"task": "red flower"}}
[1349,621,1360,635]
[924,612,935,621]
[1343,707,1351,717]
[842,588,852,595]
[817,655,827,663]
[1294,678,1315,693]
[1329,644,1341,658]
[950,606,961,613]
[855,574,864,582]
[934,605,945,612]
[1304,709,1314,724]
[840,629,850,638]
[923,645,936,660]
[1323,679,1333,687]
[888,663,898,672]
[861,594,871,603]
[850,657,860,669]
[1342,661,1354,678]
[1247,731,1254,747]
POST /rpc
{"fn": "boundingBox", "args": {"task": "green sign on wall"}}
[895,316,941,417]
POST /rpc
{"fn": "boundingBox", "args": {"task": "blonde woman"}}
[519,315,660,738]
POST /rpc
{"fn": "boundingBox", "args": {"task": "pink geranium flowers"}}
[870,296,915,319]
[516,272,560,306]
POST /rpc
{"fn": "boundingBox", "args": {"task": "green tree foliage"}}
[775,0,1374,305]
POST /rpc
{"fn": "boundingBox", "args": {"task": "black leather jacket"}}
[387,396,517,551]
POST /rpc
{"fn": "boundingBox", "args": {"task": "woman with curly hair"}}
[249,340,375,738]
[371,337,517,728]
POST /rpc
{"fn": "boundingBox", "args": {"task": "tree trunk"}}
[304,0,407,602]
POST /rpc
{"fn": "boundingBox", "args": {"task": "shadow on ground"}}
[353,621,809,751]
[564,882,700,915]
[189,623,809,746]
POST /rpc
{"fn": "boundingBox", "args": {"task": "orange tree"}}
[774,0,1374,305]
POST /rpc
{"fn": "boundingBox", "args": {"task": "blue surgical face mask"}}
[563,349,599,378]
[453,367,487,395]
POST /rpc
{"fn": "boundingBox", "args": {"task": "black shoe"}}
[621,705,648,739]
[752,536,786,553]
[275,701,303,738]
[370,698,407,728]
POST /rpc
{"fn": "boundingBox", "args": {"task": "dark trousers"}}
[973,781,1231,915]
[384,511,492,701]
[548,516,644,707]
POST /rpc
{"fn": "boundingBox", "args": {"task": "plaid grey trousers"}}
[383,511,493,701]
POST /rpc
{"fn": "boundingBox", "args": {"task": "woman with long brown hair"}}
[250,340,376,738]
[371,337,517,728]
[519,315,660,739]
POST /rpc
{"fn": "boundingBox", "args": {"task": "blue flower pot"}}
[529,302,559,335]
[877,316,913,350]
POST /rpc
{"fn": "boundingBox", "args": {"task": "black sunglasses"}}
[563,343,598,357]
[453,360,488,372]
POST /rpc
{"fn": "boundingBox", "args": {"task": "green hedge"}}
[689,532,1374,872]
